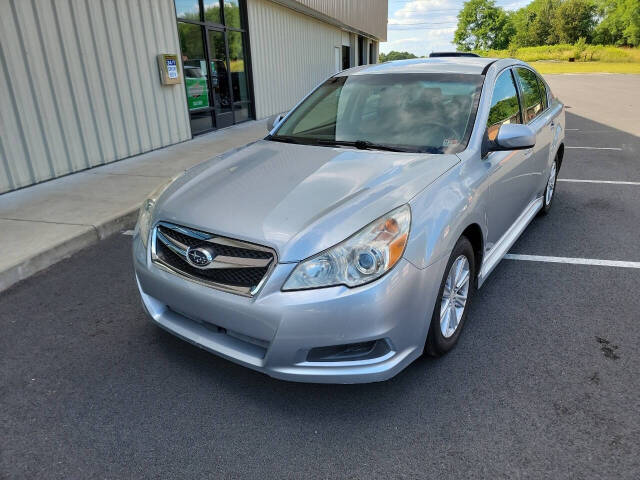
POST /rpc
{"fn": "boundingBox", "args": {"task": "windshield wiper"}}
[269,136,439,153]
[317,139,419,153]
[266,135,307,145]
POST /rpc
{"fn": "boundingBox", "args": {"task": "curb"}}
[0,120,269,295]
[0,208,139,294]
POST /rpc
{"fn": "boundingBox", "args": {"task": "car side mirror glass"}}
[488,124,536,153]
[267,113,285,132]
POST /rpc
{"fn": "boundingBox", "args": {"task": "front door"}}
[485,68,535,247]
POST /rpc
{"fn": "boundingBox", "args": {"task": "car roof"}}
[340,57,506,76]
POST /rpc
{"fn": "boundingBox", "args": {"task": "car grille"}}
[151,222,276,296]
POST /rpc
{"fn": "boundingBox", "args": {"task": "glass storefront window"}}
[228,31,249,104]
[175,0,252,133]
[342,46,350,70]
[178,23,210,112]
[223,0,241,28]
[175,0,201,20]
[204,1,222,25]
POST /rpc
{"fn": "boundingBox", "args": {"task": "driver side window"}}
[487,70,522,141]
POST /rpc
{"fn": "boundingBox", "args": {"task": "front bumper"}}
[133,234,447,383]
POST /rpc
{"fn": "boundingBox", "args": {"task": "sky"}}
[382,0,530,56]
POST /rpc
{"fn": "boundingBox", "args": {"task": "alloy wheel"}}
[440,255,470,338]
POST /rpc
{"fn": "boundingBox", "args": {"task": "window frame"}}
[486,67,524,135]
[513,66,546,124]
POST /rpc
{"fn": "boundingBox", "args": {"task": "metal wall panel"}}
[290,0,387,41]
[247,0,344,119]
[0,0,190,194]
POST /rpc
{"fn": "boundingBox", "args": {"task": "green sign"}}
[186,76,209,110]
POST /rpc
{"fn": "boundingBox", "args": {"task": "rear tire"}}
[425,236,476,357]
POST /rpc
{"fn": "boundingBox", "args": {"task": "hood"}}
[155,140,459,262]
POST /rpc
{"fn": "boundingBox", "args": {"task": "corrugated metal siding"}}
[291,0,387,41]
[247,0,343,119]
[0,0,190,194]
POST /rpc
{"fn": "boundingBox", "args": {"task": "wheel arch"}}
[556,142,564,170]
[460,223,484,282]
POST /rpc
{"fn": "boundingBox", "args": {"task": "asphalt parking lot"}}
[2,76,640,479]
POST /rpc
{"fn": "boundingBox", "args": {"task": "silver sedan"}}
[133,56,565,383]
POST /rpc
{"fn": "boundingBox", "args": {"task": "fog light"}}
[306,339,391,362]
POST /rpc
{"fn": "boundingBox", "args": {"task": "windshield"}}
[271,73,483,154]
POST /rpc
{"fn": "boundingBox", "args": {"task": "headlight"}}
[134,177,177,248]
[282,205,411,291]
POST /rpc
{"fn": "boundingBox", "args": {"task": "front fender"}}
[404,157,488,270]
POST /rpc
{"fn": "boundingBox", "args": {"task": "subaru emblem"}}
[186,246,214,268]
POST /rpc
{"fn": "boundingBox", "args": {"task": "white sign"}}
[166,58,178,79]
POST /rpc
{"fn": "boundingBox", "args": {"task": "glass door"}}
[207,29,233,129]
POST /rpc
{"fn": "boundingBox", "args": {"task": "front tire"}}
[425,236,476,357]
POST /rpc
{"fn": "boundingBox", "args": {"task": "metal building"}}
[0,0,387,194]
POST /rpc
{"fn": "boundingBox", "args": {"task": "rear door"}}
[514,67,553,196]
[484,68,534,247]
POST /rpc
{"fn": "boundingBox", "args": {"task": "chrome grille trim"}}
[151,222,277,297]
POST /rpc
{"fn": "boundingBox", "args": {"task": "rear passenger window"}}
[515,68,543,123]
[487,70,522,141]
[537,76,548,109]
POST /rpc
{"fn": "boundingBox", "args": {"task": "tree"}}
[453,0,636,49]
[454,0,515,51]
[594,0,640,46]
[511,0,561,46]
[379,51,418,62]
[552,0,598,43]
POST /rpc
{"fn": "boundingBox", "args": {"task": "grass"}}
[530,61,640,74]
[473,44,640,73]
[477,44,640,63]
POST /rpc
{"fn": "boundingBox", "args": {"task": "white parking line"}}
[504,254,640,269]
[566,146,622,151]
[565,128,579,131]
[558,179,640,186]
[122,230,135,236]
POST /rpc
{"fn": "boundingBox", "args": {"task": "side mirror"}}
[488,124,536,153]
[266,113,285,132]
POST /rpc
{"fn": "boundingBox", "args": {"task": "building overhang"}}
[269,0,386,41]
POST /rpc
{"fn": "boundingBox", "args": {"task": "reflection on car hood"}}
[154,140,459,262]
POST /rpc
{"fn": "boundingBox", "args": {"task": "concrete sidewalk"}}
[0,119,268,292]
